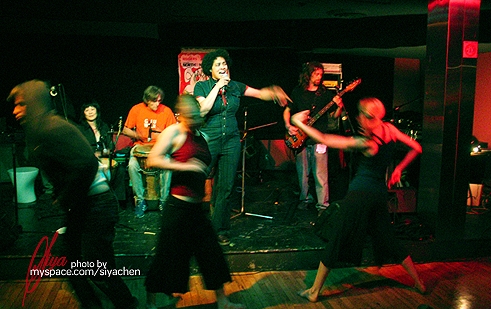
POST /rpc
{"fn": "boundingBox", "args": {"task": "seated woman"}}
[77,100,124,199]
[77,100,111,157]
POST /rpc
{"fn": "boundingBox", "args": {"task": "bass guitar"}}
[284,78,362,149]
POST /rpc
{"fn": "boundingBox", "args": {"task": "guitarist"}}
[283,61,343,211]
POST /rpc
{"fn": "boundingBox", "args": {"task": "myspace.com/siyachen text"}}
[23,231,141,306]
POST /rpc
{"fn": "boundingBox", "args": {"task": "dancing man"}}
[8,79,139,308]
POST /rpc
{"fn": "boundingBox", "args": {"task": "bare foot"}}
[414,281,427,294]
[297,289,318,302]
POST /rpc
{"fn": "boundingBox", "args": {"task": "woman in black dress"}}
[291,97,426,302]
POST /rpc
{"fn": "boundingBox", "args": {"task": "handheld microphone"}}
[220,73,229,93]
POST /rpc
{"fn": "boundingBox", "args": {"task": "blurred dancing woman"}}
[145,95,245,309]
[291,97,426,302]
[194,49,290,245]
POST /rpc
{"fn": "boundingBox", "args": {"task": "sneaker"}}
[297,201,311,210]
[315,203,329,211]
[135,200,146,218]
[217,234,230,246]
[158,200,165,211]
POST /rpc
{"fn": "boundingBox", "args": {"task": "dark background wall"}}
[1,33,395,140]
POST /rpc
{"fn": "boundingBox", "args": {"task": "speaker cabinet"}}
[388,187,417,213]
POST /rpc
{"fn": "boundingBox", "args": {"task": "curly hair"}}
[201,49,232,77]
[298,61,324,90]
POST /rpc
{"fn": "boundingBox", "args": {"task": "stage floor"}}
[1,170,491,280]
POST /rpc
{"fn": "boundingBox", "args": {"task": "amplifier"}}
[388,187,417,213]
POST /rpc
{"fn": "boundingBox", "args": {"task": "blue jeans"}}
[295,144,329,207]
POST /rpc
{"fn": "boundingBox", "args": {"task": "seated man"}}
[122,86,176,218]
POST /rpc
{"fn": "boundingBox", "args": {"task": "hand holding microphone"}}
[219,73,230,93]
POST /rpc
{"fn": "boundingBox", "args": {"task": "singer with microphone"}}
[194,49,292,246]
[122,86,176,218]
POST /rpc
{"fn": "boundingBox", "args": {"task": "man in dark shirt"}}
[283,61,343,211]
[8,79,138,309]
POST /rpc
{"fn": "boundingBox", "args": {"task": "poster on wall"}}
[178,49,213,95]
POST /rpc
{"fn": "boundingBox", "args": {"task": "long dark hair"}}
[299,61,325,93]
[79,100,103,130]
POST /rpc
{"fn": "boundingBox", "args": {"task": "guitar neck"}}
[306,101,335,125]
[306,88,349,126]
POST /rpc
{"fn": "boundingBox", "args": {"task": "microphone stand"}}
[392,97,422,124]
[231,107,275,220]
[341,106,357,181]
[108,116,124,181]
[11,135,19,228]
[4,131,23,239]
[108,117,123,177]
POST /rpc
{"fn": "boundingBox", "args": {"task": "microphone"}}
[220,73,229,93]
[49,84,62,97]
[50,86,58,97]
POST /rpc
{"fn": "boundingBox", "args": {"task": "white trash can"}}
[8,167,39,204]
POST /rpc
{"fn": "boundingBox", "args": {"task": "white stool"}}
[8,167,39,204]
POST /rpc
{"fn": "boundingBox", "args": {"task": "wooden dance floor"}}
[1,170,491,308]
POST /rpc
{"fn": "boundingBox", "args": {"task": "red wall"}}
[474,52,491,146]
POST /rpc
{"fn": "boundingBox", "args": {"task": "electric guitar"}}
[284,78,362,149]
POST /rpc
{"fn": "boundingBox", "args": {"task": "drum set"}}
[392,110,422,141]
[389,98,423,141]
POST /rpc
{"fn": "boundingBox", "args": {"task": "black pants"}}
[64,190,137,309]
[320,190,408,268]
[145,195,232,294]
